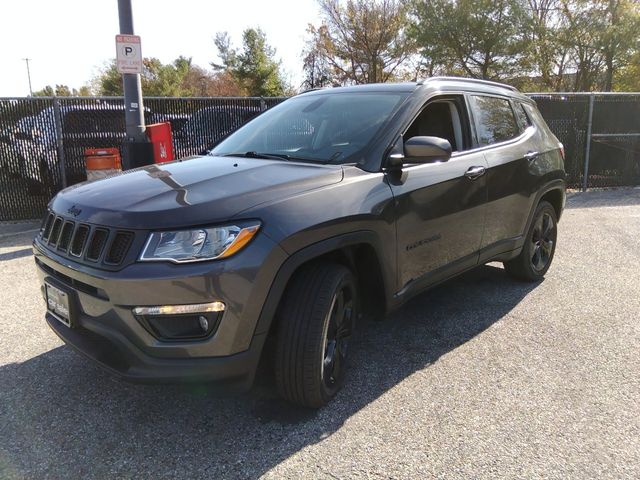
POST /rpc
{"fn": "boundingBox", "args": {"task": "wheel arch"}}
[539,187,565,221]
[523,180,566,236]
[253,231,392,339]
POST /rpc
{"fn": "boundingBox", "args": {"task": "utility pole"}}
[23,58,33,96]
[117,0,152,170]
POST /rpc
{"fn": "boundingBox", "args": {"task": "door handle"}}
[524,151,539,161]
[464,166,486,180]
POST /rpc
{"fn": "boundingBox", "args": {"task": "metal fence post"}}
[52,96,67,188]
[260,97,266,112]
[582,93,595,192]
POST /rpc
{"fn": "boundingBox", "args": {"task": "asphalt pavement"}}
[1,188,639,479]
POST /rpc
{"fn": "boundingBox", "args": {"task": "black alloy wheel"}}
[504,200,558,281]
[275,263,357,408]
[531,211,555,272]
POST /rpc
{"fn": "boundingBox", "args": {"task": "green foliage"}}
[33,84,92,96]
[304,0,414,86]
[95,62,124,96]
[93,56,246,97]
[32,86,54,96]
[410,0,527,80]
[614,51,640,91]
[561,0,640,91]
[213,28,287,96]
[406,0,640,91]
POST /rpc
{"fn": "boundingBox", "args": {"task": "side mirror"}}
[404,136,452,163]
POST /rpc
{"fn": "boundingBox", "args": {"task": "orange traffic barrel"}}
[84,148,122,182]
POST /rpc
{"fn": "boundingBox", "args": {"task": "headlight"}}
[140,223,260,263]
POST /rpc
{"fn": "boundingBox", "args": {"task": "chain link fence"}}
[531,93,640,190]
[1,93,638,221]
[0,96,285,221]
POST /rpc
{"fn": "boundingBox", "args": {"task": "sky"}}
[0,0,320,96]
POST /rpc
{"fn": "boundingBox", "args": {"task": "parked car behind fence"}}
[0,97,282,220]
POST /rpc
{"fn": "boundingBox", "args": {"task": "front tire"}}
[275,263,357,408]
[504,200,558,281]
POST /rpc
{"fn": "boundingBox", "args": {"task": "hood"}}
[50,156,343,229]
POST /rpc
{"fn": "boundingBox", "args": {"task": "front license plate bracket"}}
[45,281,75,328]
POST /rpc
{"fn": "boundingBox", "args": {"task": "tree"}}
[213,28,287,96]
[301,27,336,89]
[521,0,573,91]
[514,0,640,91]
[33,85,54,96]
[92,56,243,97]
[592,0,640,91]
[410,0,528,81]
[529,0,640,91]
[304,0,415,85]
[614,50,640,91]
[94,61,124,96]
[33,84,92,96]
[76,86,92,96]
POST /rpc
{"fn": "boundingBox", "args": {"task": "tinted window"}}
[470,96,519,146]
[513,102,532,132]
[404,98,468,152]
[211,92,408,164]
[523,103,554,143]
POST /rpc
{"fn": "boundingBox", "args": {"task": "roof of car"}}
[421,76,531,102]
[300,82,418,96]
[299,76,530,102]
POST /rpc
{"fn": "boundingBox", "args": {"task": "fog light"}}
[132,302,225,341]
[198,315,209,332]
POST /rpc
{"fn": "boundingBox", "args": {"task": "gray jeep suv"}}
[33,77,566,407]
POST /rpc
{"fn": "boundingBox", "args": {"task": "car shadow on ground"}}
[0,264,539,478]
[0,228,37,259]
[0,229,38,261]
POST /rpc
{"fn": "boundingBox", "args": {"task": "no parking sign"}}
[115,34,142,74]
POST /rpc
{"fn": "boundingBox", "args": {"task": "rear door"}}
[388,95,488,294]
[467,95,538,252]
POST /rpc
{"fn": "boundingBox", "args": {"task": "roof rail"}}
[417,76,518,92]
[298,86,331,95]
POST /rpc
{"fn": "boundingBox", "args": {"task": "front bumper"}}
[33,233,287,389]
[45,311,266,389]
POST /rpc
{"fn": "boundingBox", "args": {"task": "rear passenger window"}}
[513,103,532,132]
[470,96,519,146]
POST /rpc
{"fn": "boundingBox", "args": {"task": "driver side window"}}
[404,97,469,153]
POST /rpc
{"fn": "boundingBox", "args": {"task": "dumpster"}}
[84,148,122,182]
[146,122,174,163]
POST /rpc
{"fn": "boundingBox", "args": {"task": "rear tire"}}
[275,262,357,408]
[504,201,558,282]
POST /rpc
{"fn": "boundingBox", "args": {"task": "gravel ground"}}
[1,189,639,479]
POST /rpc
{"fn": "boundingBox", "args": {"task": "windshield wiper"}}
[219,151,291,161]
[219,151,318,163]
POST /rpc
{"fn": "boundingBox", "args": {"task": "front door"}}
[389,152,487,293]
[388,96,487,294]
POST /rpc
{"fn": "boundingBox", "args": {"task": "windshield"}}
[210,92,408,163]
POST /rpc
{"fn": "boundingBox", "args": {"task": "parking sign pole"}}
[52,97,67,188]
[117,0,152,170]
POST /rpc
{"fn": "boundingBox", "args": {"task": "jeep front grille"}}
[57,221,74,252]
[86,228,109,262]
[38,211,138,269]
[42,212,55,241]
[48,217,63,247]
[69,224,90,257]
[105,231,134,265]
